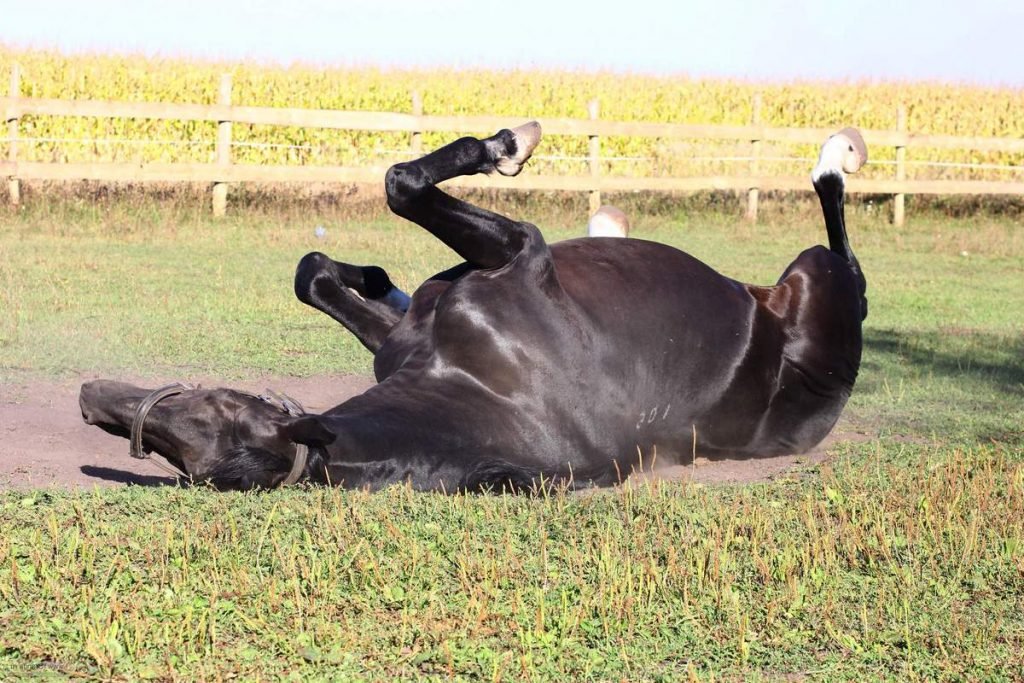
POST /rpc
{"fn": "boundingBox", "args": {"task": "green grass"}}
[1,188,1022,680]
[1,448,1022,681]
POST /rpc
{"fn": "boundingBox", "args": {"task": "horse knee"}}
[294,251,333,305]
[385,162,430,214]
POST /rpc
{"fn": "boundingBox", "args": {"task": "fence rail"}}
[4,70,1024,223]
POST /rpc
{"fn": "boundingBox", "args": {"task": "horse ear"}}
[284,415,336,447]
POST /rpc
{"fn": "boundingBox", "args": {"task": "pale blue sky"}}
[2,0,1022,85]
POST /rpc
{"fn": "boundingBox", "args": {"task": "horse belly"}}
[573,286,759,464]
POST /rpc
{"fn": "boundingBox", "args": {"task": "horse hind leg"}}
[385,122,547,271]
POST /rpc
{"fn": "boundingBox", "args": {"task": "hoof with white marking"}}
[812,127,867,182]
[494,121,542,177]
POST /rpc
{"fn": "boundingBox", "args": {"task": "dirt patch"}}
[0,373,867,490]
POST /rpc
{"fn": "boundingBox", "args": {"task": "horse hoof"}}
[494,121,542,177]
[836,127,867,174]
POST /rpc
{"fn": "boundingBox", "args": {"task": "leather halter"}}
[256,389,309,487]
[129,382,310,487]
[129,382,194,479]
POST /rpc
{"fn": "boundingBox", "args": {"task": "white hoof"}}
[836,127,868,174]
[812,127,868,182]
[494,121,542,177]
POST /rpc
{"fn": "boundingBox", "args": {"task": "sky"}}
[2,0,1023,86]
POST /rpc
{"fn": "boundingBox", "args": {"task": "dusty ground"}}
[0,373,864,490]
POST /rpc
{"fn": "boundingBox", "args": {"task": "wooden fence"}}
[4,71,1024,224]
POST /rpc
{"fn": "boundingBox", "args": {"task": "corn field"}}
[3,47,1023,182]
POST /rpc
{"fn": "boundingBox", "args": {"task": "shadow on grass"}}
[855,327,1023,446]
[866,327,1024,393]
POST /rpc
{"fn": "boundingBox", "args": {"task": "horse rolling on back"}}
[79,122,868,492]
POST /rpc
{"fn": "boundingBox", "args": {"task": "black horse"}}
[79,122,868,492]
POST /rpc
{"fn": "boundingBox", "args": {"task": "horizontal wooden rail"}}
[3,70,1023,224]
[4,159,1021,196]
[5,96,1024,152]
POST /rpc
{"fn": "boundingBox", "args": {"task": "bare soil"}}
[0,374,866,491]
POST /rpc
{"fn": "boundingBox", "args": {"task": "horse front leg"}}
[385,122,547,271]
[294,252,405,354]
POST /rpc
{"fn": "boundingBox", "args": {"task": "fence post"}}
[410,90,423,159]
[893,104,907,227]
[588,99,601,214]
[212,73,232,216]
[745,92,763,222]
[7,63,20,206]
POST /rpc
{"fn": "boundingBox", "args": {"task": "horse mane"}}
[204,444,330,491]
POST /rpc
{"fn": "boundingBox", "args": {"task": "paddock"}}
[2,175,1021,677]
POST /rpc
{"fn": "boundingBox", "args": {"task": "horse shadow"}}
[79,465,178,487]
[857,326,1023,444]
[864,327,1023,392]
